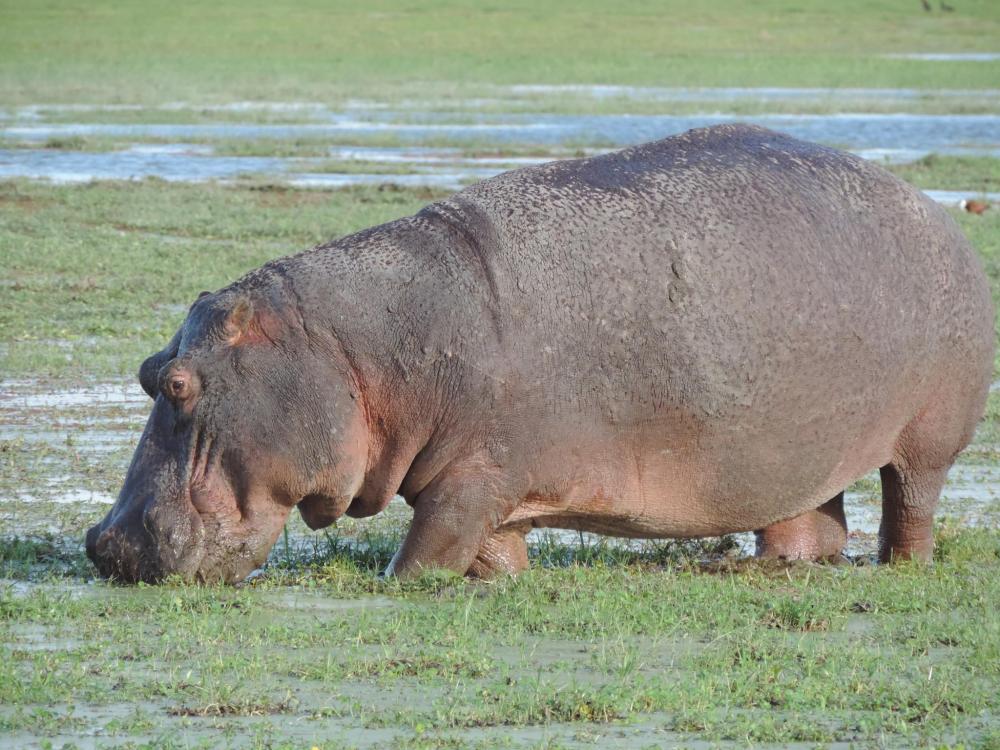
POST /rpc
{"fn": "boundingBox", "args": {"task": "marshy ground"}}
[2,1,1000,748]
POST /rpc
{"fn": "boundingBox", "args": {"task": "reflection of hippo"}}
[86,124,994,583]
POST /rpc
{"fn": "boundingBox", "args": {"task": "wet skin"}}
[87,124,995,583]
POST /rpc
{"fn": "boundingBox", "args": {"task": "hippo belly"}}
[500,393,901,540]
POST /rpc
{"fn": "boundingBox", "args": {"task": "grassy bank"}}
[0,181,447,377]
[1,0,998,105]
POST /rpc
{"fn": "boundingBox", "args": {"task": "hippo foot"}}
[466,526,529,578]
[384,467,520,579]
[755,493,847,561]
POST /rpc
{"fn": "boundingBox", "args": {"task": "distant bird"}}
[921,0,932,10]
[939,0,955,10]
[960,199,990,215]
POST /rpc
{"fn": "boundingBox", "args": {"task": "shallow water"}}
[0,144,986,201]
[0,144,996,197]
[12,489,116,506]
[287,168,501,190]
[0,380,147,410]
[4,112,999,151]
[508,83,1000,101]
[259,591,397,612]
[920,189,1000,206]
[3,107,999,187]
[883,53,1000,62]
[0,147,286,183]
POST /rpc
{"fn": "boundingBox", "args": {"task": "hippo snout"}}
[86,499,205,583]
[86,521,150,582]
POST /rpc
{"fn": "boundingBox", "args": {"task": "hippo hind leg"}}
[755,493,847,561]
[879,384,983,563]
[878,463,947,562]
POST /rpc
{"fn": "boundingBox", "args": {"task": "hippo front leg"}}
[385,468,515,579]
[467,525,529,578]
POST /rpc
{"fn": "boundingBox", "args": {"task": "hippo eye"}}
[158,361,199,405]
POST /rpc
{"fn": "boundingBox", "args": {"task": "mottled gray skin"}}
[86,124,994,583]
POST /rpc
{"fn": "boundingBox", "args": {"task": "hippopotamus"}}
[86,124,994,583]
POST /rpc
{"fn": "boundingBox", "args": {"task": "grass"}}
[0,527,998,747]
[1,0,999,106]
[9,92,1000,120]
[888,154,1000,192]
[0,180,448,377]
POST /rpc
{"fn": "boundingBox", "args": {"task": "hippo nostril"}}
[95,528,118,558]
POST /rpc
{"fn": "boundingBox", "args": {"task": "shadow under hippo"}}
[86,124,995,583]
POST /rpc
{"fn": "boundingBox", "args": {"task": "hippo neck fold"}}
[237,202,503,510]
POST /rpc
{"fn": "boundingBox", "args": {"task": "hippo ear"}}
[139,328,182,399]
[223,297,281,347]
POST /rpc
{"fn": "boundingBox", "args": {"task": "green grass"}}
[0,180,448,377]
[887,154,1000,193]
[1,0,999,105]
[1,527,998,746]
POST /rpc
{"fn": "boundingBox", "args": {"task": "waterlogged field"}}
[2,177,1000,749]
[3,0,1000,747]
[1,530,998,750]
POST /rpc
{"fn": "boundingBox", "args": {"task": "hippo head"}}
[86,286,369,583]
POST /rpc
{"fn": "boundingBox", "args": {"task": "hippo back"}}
[415,124,993,513]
